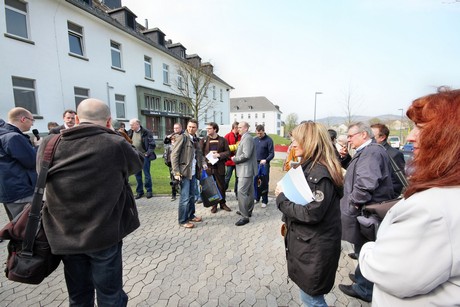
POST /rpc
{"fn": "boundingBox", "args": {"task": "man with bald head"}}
[38,98,143,306]
[0,107,37,220]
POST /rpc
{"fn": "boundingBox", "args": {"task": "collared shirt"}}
[356,139,372,152]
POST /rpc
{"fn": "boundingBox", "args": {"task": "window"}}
[164,98,176,112]
[68,21,84,56]
[111,41,122,69]
[145,95,160,111]
[255,113,258,119]
[163,63,169,84]
[5,0,29,39]
[74,87,89,109]
[262,113,265,119]
[12,76,36,113]
[144,56,152,79]
[220,89,223,101]
[248,114,251,119]
[177,71,184,90]
[212,85,216,100]
[115,94,125,118]
[240,114,243,119]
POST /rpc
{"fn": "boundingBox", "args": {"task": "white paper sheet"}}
[206,151,219,165]
[278,166,315,205]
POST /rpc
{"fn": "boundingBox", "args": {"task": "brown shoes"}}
[190,216,202,222]
[211,205,217,214]
[180,222,194,228]
[220,204,232,212]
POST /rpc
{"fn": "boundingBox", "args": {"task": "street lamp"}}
[314,91,323,122]
[398,108,404,144]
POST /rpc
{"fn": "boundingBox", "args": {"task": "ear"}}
[75,115,81,124]
[106,117,112,129]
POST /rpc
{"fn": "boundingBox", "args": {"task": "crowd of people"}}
[1,87,459,306]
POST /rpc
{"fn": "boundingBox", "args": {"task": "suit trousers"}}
[237,176,254,219]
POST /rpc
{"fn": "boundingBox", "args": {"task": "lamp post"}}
[314,91,323,122]
[398,108,404,144]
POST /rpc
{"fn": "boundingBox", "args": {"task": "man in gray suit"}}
[231,121,258,226]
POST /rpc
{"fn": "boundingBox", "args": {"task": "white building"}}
[230,97,282,135]
[0,0,232,139]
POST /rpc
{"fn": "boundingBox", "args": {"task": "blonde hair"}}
[291,122,343,187]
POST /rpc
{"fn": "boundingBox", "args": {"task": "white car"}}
[388,136,401,149]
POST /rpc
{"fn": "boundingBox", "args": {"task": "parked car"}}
[402,142,414,152]
[388,136,401,149]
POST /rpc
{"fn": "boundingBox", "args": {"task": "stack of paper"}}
[278,166,315,206]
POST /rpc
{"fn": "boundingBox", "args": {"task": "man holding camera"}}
[171,119,205,229]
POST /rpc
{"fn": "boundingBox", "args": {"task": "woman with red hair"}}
[359,87,460,306]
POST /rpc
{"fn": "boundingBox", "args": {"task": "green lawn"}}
[129,150,236,195]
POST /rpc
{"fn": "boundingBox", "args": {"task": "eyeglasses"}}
[24,116,35,122]
[347,131,362,139]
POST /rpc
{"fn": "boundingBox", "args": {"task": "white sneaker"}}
[261,203,267,208]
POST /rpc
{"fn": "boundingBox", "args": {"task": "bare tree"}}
[284,113,298,136]
[341,85,362,125]
[172,61,214,121]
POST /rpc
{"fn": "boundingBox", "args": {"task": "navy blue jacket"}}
[0,119,37,203]
[254,134,274,163]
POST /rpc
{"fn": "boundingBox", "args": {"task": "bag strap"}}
[22,135,62,256]
[386,151,409,189]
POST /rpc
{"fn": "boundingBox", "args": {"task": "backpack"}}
[163,145,172,167]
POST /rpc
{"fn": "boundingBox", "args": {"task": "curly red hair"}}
[404,88,460,198]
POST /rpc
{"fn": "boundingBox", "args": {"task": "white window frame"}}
[220,89,223,101]
[115,94,125,118]
[212,85,216,100]
[5,0,29,40]
[12,76,37,114]
[144,56,152,79]
[163,63,169,85]
[110,41,122,69]
[177,71,184,90]
[68,21,85,56]
[74,87,89,109]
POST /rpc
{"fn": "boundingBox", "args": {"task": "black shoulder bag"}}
[0,135,62,284]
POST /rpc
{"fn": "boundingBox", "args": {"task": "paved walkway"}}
[0,194,370,307]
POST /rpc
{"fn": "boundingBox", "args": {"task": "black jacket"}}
[276,160,343,296]
[128,125,156,160]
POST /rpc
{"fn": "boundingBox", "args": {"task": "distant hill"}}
[316,114,402,126]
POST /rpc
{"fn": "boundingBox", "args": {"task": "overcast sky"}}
[122,0,460,121]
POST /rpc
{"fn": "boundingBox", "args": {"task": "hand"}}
[275,182,283,197]
[339,146,348,157]
[174,175,181,182]
[212,153,219,159]
[231,156,235,162]
[260,159,267,165]
[203,164,208,170]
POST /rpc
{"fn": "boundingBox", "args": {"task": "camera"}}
[170,179,180,187]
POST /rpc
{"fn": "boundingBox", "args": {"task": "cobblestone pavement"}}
[0,193,370,307]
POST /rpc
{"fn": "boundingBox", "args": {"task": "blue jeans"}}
[178,176,197,224]
[352,264,373,302]
[135,157,152,195]
[62,241,127,307]
[299,289,327,307]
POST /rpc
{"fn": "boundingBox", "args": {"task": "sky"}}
[122,0,460,121]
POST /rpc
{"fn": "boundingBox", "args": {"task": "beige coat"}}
[360,187,460,306]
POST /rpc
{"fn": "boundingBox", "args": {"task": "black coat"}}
[276,160,343,296]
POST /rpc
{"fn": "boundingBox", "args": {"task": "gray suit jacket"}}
[233,132,257,178]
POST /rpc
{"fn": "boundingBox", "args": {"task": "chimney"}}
[145,19,148,29]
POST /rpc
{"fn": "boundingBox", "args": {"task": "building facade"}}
[1,0,232,138]
[230,96,282,135]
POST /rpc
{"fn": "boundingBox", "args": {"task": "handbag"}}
[199,170,222,208]
[0,135,62,284]
[254,164,268,199]
[362,198,402,220]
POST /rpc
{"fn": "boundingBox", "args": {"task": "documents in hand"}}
[279,166,315,205]
[206,151,219,165]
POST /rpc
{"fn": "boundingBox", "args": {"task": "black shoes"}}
[236,211,251,218]
[135,194,144,199]
[338,284,371,303]
[348,252,358,260]
[146,192,153,199]
[349,273,357,283]
[235,218,249,226]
